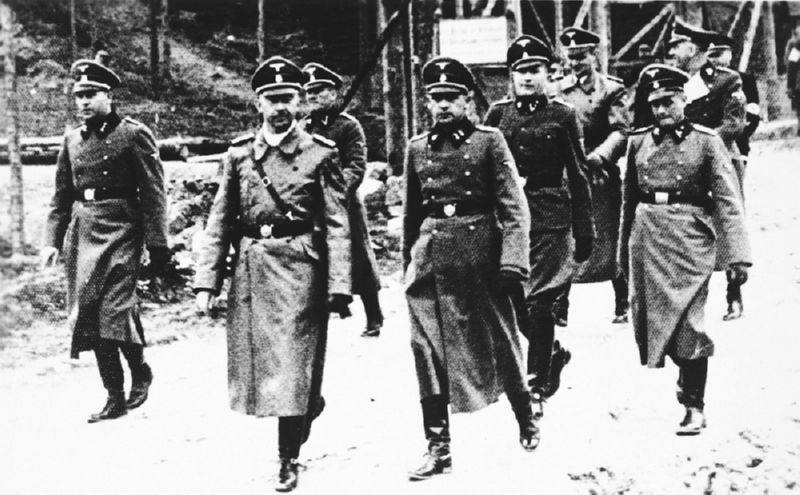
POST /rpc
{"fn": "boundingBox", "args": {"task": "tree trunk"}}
[257,0,267,63]
[381,0,407,174]
[760,1,781,120]
[162,0,171,80]
[69,0,78,60]
[591,0,610,74]
[357,0,374,108]
[150,0,160,98]
[1,4,26,254]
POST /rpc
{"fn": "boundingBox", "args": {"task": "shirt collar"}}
[653,120,693,144]
[254,121,300,160]
[514,94,548,115]
[81,110,121,139]
[428,118,476,148]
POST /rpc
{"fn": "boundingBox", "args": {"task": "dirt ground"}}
[1,138,799,495]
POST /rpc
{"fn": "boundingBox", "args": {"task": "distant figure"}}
[41,56,169,423]
[300,62,384,337]
[620,64,751,436]
[194,56,352,493]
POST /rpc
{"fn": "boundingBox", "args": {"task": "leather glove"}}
[727,263,749,285]
[573,236,593,263]
[328,293,353,319]
[147,246,171,275]
[496,269,525,296]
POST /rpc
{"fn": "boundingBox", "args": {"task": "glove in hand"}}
[328,293,353,319]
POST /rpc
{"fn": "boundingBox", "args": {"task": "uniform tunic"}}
[484,97,594,297]
[403,122,530,413]
[560,72,628,282]
[619,122,751,368]
[194,126,351,417]
[302,110,381,295]
[44,112,168,358]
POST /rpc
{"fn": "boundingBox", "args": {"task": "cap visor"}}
[426,83,468,95]
[256,83,302,96]
[647,87,682,102]
[73,81,111,93]
[512,57,549,71]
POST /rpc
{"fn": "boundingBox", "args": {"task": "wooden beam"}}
[573,0,591,28]
[611,4,674,62]
[738,0,763,73]
[727,0,749,37]
[651,8,673,57]
[554,0,564,53]
[592,0,610,73]
[760,0,781,120]
[526,0,554,50]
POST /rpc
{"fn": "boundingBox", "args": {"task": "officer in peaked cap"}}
[621,63,751,436]
[705,33,760,321]
[554,26,631,327]
[195,55,351,492]
[403,56,537,481]
[485,36,594,418]
[300,62,385,338]
[42,53,168,424]
[665,18,748,321]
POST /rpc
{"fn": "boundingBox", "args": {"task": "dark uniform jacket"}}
[302,110,381,295]
[619,121,751,367]
[194,125,350,417]
[403,120,530,413]
[44,111,168,357]
[736,71,760,157]
[684,62,746,153]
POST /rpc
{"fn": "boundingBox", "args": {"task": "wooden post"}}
[759,1,781,120]
[455,0,465,19]
[528,1,554,50]
[727,1,748,37]
[611,4,674,62]
[509,0,523,34]
[573,0,591,29]
[554,0,564,53]
[149,0,160,98]
[592,0,610,73]
[357,0,374,108]
[381,0,407,174]
[401,0,416,137]
[739,0,763,73]
[162,0,171,80]
[257,0,267,63]
[69,0,78,60]
[414,0,438,132]
[1,4,25,253]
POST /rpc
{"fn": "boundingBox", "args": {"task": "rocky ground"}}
[1,138,799,494]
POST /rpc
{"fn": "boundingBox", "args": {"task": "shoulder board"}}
[692,124,717,135]
[474,124,496,133]
[492,98,513,106]
[230,133,255,145]
[551,97,574,108]
[605,74,624,84]
[312,134,336,148]
[629,125,654,135]
[123,116,145,127]
[409,132,429,142]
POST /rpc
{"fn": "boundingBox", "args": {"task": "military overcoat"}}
[619,122,751,368]
[403,122,531,413]
[302,110,381,295]
[194,126,351,417]
[44,112,168,358]
[484,97,594,296]
[560,72,628,283]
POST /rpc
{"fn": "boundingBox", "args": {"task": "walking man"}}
[554,27,630,325]
[41,54,168,423]
[194,56,352,492]
[301,62,384,336]
[620,64,751,435]
[485,35,594,409]
[403,57,538,481]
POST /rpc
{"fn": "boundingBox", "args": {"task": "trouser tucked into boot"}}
[507,392,540,451]
[409,395,451,481]
[276,416,306,492]
[672,356,708,435]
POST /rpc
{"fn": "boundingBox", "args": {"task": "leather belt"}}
[76,187,137,202]
[241,220,313,239]
[638,191,711,208]
[425,201,491,218]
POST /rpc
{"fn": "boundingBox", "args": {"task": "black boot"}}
[300,395,325,445]
[723,271,744,321]
[88,391,127,423]
[509,392,540,451]
[127,362,153,410]
[275,458,300,492]
[360,291,383,337]
[612,274,630,323]
[676,406,706,436]
[544,340,572,398]
[409,395,451,481]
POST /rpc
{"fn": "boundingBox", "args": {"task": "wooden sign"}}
[439,17,508,65]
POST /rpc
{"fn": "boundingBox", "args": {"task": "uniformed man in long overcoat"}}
[41,56,168,423]
[706,34,761,321]
[484,36,594,408]
[300,62,384,337]
[554,27,631,326]
[403,57,538,481]
[619,64,751,435]
[193,56,351,493]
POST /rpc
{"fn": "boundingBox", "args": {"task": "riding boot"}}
[89,340,127,423]
[723,270,743,321]
[360,289,384,337]
[276,416,305,492]
[409,395,451,481]
[552,284,570,327]
[121,344,152,409]
[526,306,555,395]
[674,357,708,435]
[612,274,630,323]
[508,392,540,451]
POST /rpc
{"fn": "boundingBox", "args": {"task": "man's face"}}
[649,92,686,128]
[512,61,549,96]
[305,85,338,113]
[566,49,596,79]
[427,91,468,125]
[666,40,697,71]
[74,89,112,121]
[706,48,732,68]
[257,90,300,133]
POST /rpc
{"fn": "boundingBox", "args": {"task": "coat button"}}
[432,229,439,234]
[676,174,682,180]
[468,225,476,231]
[103,155,109,160]
[427,177,433,182]
[103,170,108,175]
[465,139,471,144]
[464,171,471,176]
[463,154,470,159]
[427,160,433,165]
[465,190,473,196]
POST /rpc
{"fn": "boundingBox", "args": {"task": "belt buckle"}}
[443,203,456,217]
[259,224,273,238]
[83,188,96,201]
[654,192,669,204]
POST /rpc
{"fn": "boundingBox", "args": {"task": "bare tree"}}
[1,4,26,254]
